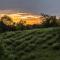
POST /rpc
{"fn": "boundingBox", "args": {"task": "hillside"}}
[0,27,60,60]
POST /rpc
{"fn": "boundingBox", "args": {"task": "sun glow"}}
[0,12,45,26]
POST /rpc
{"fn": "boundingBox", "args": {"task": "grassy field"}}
[0,27,60,60]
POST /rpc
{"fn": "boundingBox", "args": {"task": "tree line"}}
[0,14,60,32]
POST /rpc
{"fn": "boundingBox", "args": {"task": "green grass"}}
[0,27,60,60]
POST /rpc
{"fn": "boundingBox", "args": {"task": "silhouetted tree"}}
[0,15,13,31]
[50,16,57,26]
[42,15,57,27]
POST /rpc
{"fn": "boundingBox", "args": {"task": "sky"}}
[0,0,60,16]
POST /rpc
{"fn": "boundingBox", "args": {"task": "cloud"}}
[0,0,60,15]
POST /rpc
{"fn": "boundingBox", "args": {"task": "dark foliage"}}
[42,16,58,27]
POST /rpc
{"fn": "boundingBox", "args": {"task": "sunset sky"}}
[0,0,60,16]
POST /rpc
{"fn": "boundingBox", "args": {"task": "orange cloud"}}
[0,13,45,26]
